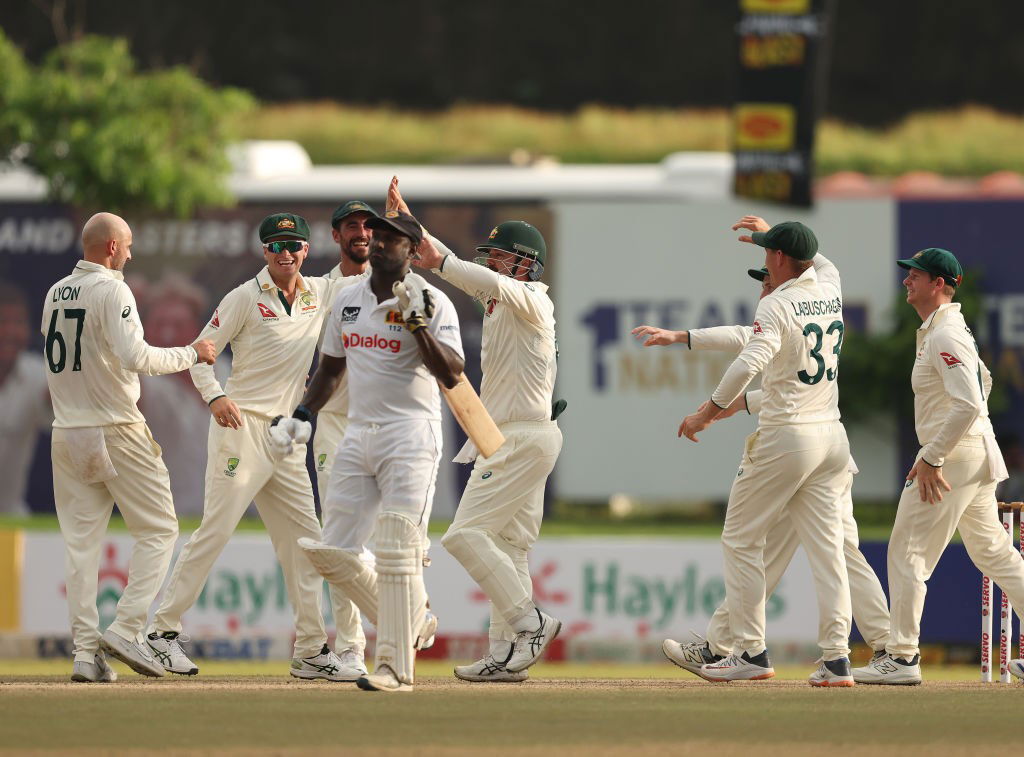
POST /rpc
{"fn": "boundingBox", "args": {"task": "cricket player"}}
[416,219,564,681]
[43,212,216,682]
[315,200,376,671]
[148,213,358,681]
[678,218,854,686]
[852,248,1024,684]
[635,258,890,679]
[278,209,465,693]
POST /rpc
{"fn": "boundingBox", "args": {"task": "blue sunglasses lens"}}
[266,241,304,254]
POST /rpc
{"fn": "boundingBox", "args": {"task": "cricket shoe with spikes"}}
[454,646,529,683]
[808,657,855,687]
[147,632,198,675]
[852,653,922,685]
[662,632,724,680]
[71,652,117,683]
[700,650,775,682]
[290,644,361,682]
[357,664,413,692]
[99,629,164,678]
[505,609,562,673]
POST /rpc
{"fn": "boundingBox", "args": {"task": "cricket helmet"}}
[475,221,547,281]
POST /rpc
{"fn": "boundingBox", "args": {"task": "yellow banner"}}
[741,0,810,12]
[0,529,23,630]
[734,104,796,151]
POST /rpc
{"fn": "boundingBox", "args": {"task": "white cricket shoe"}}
[454,653,529,683]
[662,633,724,680]
[1009,659,1024,681]
[290,644,360,682]
[700,650,775,682]
[851,652,922,685]
[147,632,198,676]
[99,629,164,678]
[356,664,413,692]
[505,609,562,673]
[71,652,117,683]
[808,657,855,687]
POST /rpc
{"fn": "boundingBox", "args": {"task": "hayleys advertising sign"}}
[15,533,821,652]
[733,0,836,206]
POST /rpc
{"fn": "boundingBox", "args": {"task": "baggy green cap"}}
[330,200,378,228]
[750,221,818,261]
[748,267,769,282]
[897,247,963,287]
[258,212,310,242]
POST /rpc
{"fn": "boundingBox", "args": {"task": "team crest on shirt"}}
[340,306,361,323]
[385,310,405,325]
[257,303,278,320]
[225,457,240,477]
[752,320,763,335]
[317,453,327,471]
[939,352,963,368]
[299,291,317,312]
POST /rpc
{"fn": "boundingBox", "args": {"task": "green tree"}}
[0,29,253,216]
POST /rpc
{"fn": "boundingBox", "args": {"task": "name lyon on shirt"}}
[344,332,402,354]
[790,297,842,318]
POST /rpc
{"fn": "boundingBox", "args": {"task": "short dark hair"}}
[926,271,957,298]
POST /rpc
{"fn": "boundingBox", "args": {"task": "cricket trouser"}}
[441,421,563,643]
[52,422,179,663]
[706,471,890,656]
[313,411,366,656]
[887,437,1024,659]
[152,412,327,658]
[721,422,853,661]
[320,418,442,684]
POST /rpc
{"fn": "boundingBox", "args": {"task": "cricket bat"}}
[440,373,505,458]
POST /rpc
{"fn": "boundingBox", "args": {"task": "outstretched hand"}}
[387,176,412,215]
[731,215,770,244]
[631,325,685,347]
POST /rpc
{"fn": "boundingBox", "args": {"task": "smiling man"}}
[148,213,361,682]
[853,248,1024,684]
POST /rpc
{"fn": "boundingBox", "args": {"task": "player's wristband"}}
[438,254,450,273]
[922,458,942,468]
[270,415,283,427]
[292,405,312,423]
[207,395,226,407]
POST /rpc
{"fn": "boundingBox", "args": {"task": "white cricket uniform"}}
[430,240,563,642]
[42,260,196,663]
[886,302,1024,659]
[689,324,889,653]
[709,254,852,660]
[314,265,369,655]
[0,352,52,515]
[152,266,352,659]
[318,274,462,684]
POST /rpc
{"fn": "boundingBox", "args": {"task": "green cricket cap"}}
[750,221,818,261]
[748,267,769,282]
[897,247,963,287]
[258,212,310,242]
[330,200,378,228]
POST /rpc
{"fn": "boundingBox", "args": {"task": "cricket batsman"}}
[277,209,465,692]
[43,212,216,682]
[853,248,1024,684]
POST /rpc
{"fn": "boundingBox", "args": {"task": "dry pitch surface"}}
[2,660,1022,755]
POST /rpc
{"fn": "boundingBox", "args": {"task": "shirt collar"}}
[919,302,960,331]
[255,266,308,295]
[74,260,124,281]
[774,264,818,293]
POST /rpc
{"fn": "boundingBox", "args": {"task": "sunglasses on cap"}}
[263,240,306,254]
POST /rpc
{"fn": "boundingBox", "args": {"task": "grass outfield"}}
[1,661,1020,755]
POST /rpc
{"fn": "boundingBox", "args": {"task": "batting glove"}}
[393,273,435,333]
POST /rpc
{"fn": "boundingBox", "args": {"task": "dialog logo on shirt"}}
[939,352,963,368]
[257,303,278,320]
[343,332,402,354]
[340,307,361,323]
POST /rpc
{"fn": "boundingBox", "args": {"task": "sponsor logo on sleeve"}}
[210,309,220,328]
[939,352,963,368]
[121,306,131,318]
[752,320,764,335]
[340,306,361,323]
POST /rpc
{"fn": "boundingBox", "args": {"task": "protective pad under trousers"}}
[374,512,426,685]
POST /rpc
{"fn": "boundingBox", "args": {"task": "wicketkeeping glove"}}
[269,414,313,459]
[393,273,435,333]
